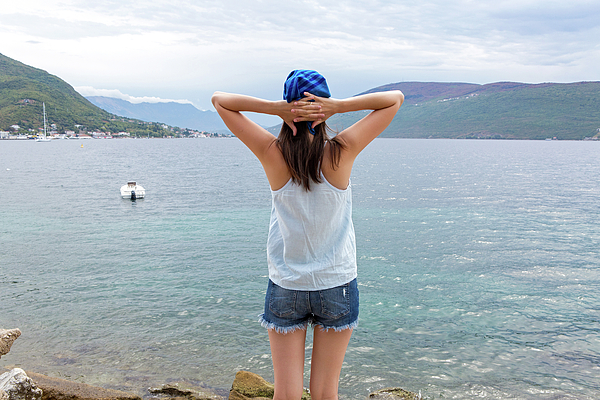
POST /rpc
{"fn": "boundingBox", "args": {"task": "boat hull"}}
[120,185,145,200]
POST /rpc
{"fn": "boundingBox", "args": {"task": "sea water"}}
[1,138,599,399]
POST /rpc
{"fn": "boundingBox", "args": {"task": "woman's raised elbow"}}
[211,91,223,107]
[394,90,405,107]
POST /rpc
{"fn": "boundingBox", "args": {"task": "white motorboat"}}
[120,181,145,200]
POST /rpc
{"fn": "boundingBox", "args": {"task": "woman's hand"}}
[291,92,336,129]
[274,100,308,136]
[281,95,325,135]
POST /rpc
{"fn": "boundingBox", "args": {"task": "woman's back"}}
[267,172,356,290]
[265,135,350,191]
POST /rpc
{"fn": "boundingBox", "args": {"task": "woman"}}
[211,70,403,400]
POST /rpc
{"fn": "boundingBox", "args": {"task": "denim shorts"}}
[259,278,359,334]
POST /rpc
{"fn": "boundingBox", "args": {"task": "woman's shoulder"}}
[263,142,292,191]
[322,141,352,190]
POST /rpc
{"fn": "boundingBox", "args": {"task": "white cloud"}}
[75,86,193,105]
[2,0,599,110]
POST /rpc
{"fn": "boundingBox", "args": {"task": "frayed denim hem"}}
[314,318,359,333]
[259,314,358,334]
[258,314,308,334]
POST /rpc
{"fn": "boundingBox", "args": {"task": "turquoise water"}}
[1,138,599,399]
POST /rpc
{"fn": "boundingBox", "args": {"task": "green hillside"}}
[328,81,600,140]
[0,53,171,136]
[3,52,599,140]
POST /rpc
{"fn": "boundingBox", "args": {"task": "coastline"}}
[1,367,420,400]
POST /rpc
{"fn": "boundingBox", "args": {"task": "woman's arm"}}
[211,92,284,160]
[211,91,327,189]
[212,92,323,135]
[212,92,290,119]
[211,92,324,158]
[294,90,404,157]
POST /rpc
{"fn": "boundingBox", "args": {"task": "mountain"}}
[87,81,600,140]
[325,81,600,140]
[0,53,174,137]
[2,52,599,139]
[86,96,227,132]
[0,53,111,131]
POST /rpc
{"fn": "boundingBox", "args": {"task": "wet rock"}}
[25,370,141,400]
[368,387,421,400]
[228,371,309,400]
[0,368,43,400]
[228,371,273,400]
[148,381,223,400]
[228,371,419,400]
[0,329,22,359]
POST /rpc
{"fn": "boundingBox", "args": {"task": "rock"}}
[368,387,421,400]
[228,371,419,400]
[229,371,274,400]
[148,381,223,400]
[0,329,22,359]
[228,390,271,400]
[24,370,141,400]
[0,368,43,400]
[229,371,309,400]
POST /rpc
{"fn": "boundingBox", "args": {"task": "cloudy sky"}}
[2,0,600,115]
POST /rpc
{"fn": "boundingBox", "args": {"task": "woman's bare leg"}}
[269,328,308,400]
[309,327,353,400]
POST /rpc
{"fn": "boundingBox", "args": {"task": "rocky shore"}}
[1,328,420,400]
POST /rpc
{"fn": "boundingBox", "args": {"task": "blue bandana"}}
[283,70,331,134]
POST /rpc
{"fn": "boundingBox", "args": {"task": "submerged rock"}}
[148,381,224,400]
[0,329,22,359]
[368,387,421,400]
[0,368,43,400]
[24,370,141,400]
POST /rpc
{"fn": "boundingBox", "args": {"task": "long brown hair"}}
[276,122,346,191]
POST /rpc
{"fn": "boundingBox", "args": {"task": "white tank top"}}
[267,174,357,290]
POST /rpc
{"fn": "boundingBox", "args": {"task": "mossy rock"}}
[228,390,271,400]
[368,387,420,400]
[230,371,310,400]
[148,381,223,400]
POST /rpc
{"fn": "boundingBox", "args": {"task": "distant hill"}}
[325,81,600,140]
[0,53,111,131]
[86,96,227,132]
[3,52,599,139]
[0,53,174,137]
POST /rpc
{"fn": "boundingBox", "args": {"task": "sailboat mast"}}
[43,102,47,137]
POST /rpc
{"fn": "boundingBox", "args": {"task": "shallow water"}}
[1,138,599,399]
